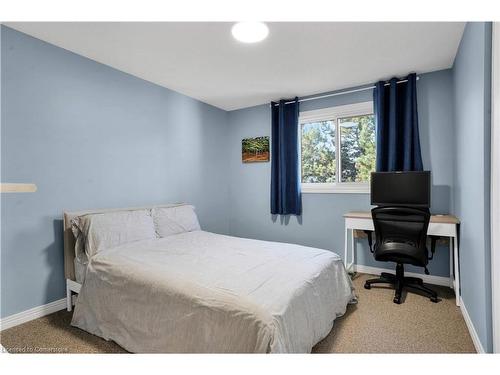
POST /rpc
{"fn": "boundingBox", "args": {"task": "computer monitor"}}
[370,171,431,208]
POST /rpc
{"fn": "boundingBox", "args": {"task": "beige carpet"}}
[0,273,476,353]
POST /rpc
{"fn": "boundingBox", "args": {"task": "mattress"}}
[71,231,355,353]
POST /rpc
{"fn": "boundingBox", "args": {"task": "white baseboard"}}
[460,297,486,353]
[353,264,451,287]
[0,298,66,331]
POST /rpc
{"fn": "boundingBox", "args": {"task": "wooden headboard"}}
[63,203,183,281]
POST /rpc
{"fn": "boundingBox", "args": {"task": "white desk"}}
[344,211,461,306]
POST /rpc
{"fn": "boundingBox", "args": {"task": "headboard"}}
[63,203,184,281]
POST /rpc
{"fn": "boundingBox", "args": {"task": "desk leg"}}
[350,229,355,273]
[449,238,454,289]
[344,225,348,269]
[453,236,460,307]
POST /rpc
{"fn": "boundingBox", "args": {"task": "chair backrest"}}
[371,206,430,266]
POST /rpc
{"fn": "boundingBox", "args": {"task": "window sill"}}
[301,183,370,194]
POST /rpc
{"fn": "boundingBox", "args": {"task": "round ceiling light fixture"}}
[231,22,269,43]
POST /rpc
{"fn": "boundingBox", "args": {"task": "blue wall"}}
[452,22,492,352]
[0,26,230,318]
[227,69,455,277]
[1,24,494,353]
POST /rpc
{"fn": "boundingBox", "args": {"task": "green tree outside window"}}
[301,114,375,184]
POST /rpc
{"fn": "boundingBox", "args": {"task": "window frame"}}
[299,101,375,194]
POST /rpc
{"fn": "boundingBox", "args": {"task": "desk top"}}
[344,211,460,224]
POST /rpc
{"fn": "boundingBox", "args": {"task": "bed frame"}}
[63,203,184,311]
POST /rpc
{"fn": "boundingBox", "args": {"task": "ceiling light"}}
[231,22,269,43]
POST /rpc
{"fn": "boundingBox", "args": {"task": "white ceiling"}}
[5,22,465,111]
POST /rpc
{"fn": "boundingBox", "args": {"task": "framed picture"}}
[242,136,270,163]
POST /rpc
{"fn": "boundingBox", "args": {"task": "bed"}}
[63,204,355,353]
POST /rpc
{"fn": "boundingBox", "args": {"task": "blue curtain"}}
[270,98,302,215]
[374,73,423,171]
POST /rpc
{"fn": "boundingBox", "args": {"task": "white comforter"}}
[71,231,355,353]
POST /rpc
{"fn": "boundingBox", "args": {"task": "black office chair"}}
[364,206,439,304]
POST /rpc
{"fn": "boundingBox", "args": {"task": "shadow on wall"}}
[271,214,303,226]
[268,184,451,224]
[431,184,452,213]
[43,219,65,304]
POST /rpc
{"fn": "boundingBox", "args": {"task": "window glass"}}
[339,114,376,182]
[301,120,336,183]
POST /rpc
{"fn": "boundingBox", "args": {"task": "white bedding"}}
[74,256,88,284]
[71,231,355,353]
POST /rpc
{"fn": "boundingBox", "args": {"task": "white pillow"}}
[71,220,87,261]
[152,205,201,237]
[74,209,156,258]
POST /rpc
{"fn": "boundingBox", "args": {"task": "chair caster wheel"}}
[364,283,371,289]
[393,297,402,304]
[430,297,438,303]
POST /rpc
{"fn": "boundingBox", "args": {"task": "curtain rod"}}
[272,76,419,106]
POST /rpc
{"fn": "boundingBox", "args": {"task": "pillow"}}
[70,219,87,261]
[152,205,201,237]
[74,209,156,258]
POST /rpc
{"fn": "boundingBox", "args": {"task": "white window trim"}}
[299,101,374,194]
[301,182,370,194]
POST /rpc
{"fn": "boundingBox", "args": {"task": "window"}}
[299,102,375,193]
